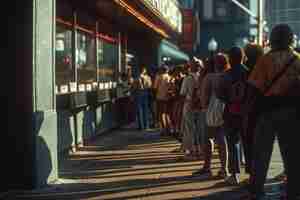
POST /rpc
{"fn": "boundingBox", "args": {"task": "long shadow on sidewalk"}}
[7,128,282,200]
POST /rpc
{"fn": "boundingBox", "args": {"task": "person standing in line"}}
[153,65,172,136]
[180,61,201,159]
[140,67,152,129]
[192,53,230,179]
[246,24,300,200]
[218,47,250,185]
[132,67,152,130]
[126,66,137,126]
[242,44,265,180]
[169,66,185,139]
[189,58,205,159]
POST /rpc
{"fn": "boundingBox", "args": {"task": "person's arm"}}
[148,76,152,88]
[248,55,268,92]
[180,77,189,98]
[153,75,159,90]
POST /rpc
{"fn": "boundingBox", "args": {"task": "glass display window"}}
[97,37,119,82]
[76,30,97,85]
[55,25,74,94]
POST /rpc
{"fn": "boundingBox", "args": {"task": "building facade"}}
[265,0,300,38]
[195,0,251,57]
[12,0,188,191]
[178,0,200,57]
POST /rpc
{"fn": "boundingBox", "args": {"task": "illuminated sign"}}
[142,0,182,33]
[115,0,169,38]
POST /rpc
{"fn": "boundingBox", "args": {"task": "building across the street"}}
[265,0,300,40]
[178,0,200,57]
[194,0,251,57]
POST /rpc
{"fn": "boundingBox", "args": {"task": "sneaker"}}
[192,168,212,178]
[224,175,240,186]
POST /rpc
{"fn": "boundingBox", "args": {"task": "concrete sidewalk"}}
[4,128,283,200]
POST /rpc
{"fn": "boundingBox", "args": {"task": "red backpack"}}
[227,80,247,115]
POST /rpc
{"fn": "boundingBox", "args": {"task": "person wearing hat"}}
[247,24,300,200]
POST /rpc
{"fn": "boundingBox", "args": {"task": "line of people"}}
[151,24,300,200]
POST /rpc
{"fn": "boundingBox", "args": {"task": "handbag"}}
[206,92,226,127]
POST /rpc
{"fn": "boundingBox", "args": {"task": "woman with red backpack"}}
[217,47,250,185]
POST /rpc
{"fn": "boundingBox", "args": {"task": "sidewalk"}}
[5,128,283,200]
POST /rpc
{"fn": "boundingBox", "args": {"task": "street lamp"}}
[208,38,218,71]
[208,38,218,53]
[162,56,171,64]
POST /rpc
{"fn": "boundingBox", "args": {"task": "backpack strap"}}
[263,54,297,94]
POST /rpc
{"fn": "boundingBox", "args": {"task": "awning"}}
[158,40,190,65]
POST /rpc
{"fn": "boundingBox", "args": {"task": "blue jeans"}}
[135,91,150,130]
[224,114,242,175]
[226,127,241,175]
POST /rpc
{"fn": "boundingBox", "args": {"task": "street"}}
[5,127,284,200]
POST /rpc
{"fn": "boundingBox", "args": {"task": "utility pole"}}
[230,0,264,45]
[257,0,264,45]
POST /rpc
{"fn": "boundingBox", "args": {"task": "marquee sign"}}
[142,0,182,33]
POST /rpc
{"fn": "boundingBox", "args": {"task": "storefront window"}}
[76,31,97,85]
[56,25,73,92]
[97,38,118,82]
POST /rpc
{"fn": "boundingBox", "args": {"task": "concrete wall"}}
[12,0,58,190]
[57,100,125,153]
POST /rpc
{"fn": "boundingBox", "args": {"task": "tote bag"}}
[206,92,226,127]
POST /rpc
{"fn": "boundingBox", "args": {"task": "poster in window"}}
[104,82,109,89]
[99,83,104,90]
[70,82,77,92]
[92,82,98,90]
[56,39,65,51]
[86,84,92,91]
[79,84,85,92]
[60,85,69,94]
